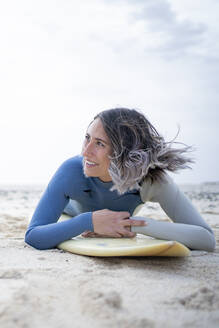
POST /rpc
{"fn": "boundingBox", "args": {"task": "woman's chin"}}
[83,167,97,178]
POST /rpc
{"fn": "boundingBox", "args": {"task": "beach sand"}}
[0,185,219,328]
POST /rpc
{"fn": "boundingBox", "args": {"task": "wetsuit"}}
[25,156,216,251]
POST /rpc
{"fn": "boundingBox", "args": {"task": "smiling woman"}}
[82,118,112,182]
[25,108,216,252]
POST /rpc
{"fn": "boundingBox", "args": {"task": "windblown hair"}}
[94,108,194,194]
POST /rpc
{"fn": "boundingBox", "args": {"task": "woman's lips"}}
[84,160,98,168]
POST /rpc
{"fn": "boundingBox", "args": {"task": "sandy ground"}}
[1,213,219,328]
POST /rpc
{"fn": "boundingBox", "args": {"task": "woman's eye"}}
[97,141,105,147]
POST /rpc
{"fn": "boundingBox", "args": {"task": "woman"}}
[25,108,216,251]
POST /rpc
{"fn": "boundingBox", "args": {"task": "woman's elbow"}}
[25,229,52,250]
[194,226,216,252]
[206,234,216,252]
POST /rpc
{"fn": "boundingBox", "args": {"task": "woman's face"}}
[82,118,112,182]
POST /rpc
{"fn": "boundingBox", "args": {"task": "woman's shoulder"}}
[60,155,83,171]
[140,173,177,202]
[52,155,84,182]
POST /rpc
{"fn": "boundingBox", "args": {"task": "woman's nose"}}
[82,141,94,156]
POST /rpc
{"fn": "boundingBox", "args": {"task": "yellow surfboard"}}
[57,235,190,257]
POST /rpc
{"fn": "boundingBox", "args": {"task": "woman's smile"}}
[82,118,112,182]
[84,159,98,168]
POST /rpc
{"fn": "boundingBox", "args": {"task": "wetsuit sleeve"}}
[25,159,94,250]
[132,175,216,251]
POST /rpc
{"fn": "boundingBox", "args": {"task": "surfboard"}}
[57,235,190,257]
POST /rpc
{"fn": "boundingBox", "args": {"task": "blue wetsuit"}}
[25,156,216,251]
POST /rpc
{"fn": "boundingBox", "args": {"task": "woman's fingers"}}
[92,210,146,237]
[121,230,136,237]
[121,218,147,227]
[82,229,136,238]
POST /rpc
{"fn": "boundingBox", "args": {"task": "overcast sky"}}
[0,0,218,185]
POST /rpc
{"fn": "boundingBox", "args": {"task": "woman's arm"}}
[132,217,215,251]
[132,175,216,251]
[25,158,145,250]
[25,159,94,250]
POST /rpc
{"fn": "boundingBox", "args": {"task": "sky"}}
[0,0,218,185]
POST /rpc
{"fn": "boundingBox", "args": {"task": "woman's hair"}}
[94,107,194,194]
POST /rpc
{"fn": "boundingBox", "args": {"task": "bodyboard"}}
[57,234,190,257]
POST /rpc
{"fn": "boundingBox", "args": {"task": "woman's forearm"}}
[25,212,93,250]
[131,217,216,251]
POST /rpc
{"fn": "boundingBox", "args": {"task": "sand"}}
[1,184,219,328]
[0,228,219,327]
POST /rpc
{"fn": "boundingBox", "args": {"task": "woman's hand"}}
[81,231,109,238]
[91,209,147,238]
